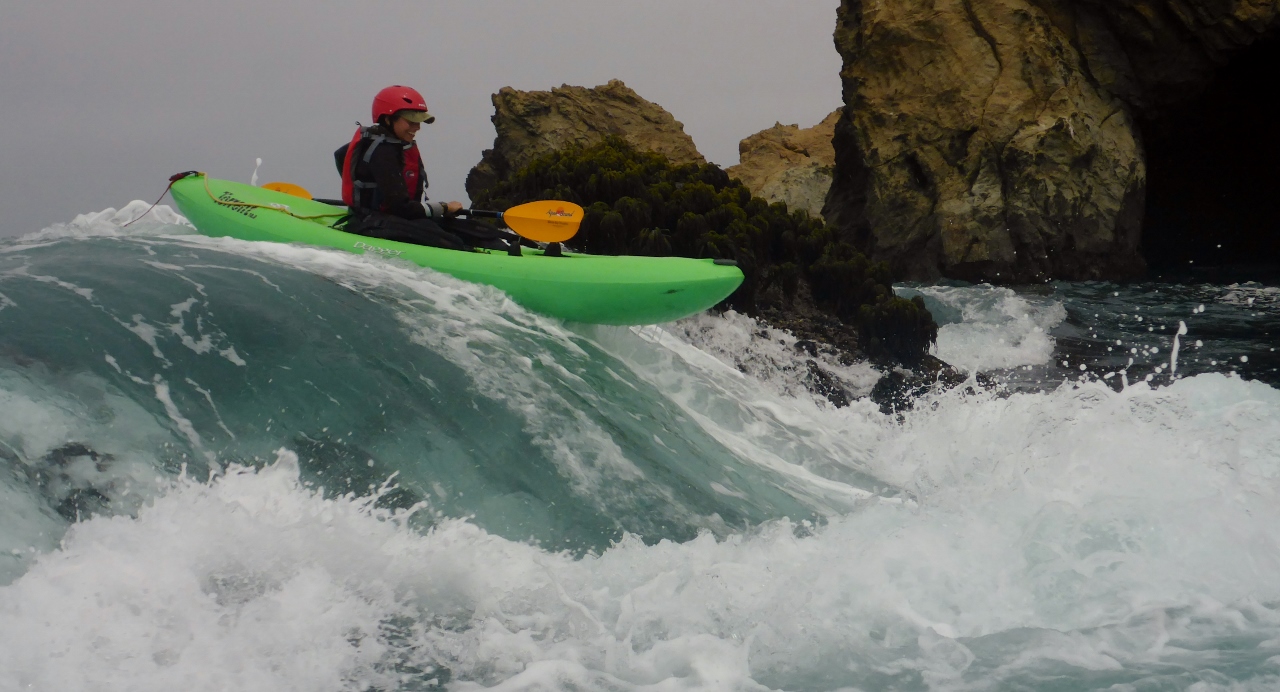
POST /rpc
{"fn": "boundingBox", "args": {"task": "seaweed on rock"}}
[474,137,937,364]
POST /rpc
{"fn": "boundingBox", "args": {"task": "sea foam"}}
[2,371,1279,690]
[3,209,1280,690]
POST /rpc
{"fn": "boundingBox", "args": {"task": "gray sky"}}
[0,0,842,236]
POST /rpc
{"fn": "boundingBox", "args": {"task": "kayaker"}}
[335,85,518,252]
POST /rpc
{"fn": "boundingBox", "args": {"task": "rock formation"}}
[465,80,705,200]
[824,0,1280,282]
[725,110,841,219]
[465,80,956,398]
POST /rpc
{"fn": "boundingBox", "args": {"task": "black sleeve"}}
[366,143,426,220]
[333,144,350,176]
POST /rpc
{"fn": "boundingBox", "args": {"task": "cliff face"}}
[825,0,1279,282]
[725,110,841,219]
[465,80,705,200]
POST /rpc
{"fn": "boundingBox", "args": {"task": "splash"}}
[2,208,1279,689]
[898,284,1066,373]
[3,370,1280,690]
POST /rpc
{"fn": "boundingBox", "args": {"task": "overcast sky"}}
[0,1,842,236]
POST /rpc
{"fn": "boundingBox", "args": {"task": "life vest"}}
[339,126,425,211]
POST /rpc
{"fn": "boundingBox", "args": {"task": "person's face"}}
[392,116,421,142]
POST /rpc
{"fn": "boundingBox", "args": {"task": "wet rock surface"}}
[465,80,705,201]
[725,110,841,220]
[755,291,968,411]
[824,0,1280,283]
[868,356,977,416]
[14,442,119,522]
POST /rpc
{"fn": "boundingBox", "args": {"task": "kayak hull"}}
[168,176,744,325]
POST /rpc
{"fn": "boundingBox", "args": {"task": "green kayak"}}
[168,174,743,325]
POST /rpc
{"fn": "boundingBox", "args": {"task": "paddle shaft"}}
[309,203,501,219]
[282,190,579,243]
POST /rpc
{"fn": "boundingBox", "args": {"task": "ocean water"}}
[1,203,1279,691]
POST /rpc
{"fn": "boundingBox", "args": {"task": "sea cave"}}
[1140,34,1280,273]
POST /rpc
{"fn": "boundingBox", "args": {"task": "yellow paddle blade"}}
[503,200,584,243]
[262,181,312,199]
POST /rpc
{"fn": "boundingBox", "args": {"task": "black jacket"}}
[334,126,442,220]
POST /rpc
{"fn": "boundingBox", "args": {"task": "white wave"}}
[901,284,1067,373]
[3,373,1278,690]
[596,315,887,506]
[662,309,882,401]
[0,464,63,586]
[157,234,883,514]
[5,222,1278,687]
[1220,282,1280,309]
[0,368,172,583]
[133,235,738,534]
[13,202,194,244]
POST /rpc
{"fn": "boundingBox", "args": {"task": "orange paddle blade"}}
[262,181,313,199]
[502,200,584,243]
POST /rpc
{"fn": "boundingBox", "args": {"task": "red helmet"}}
[371,85,434,124]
